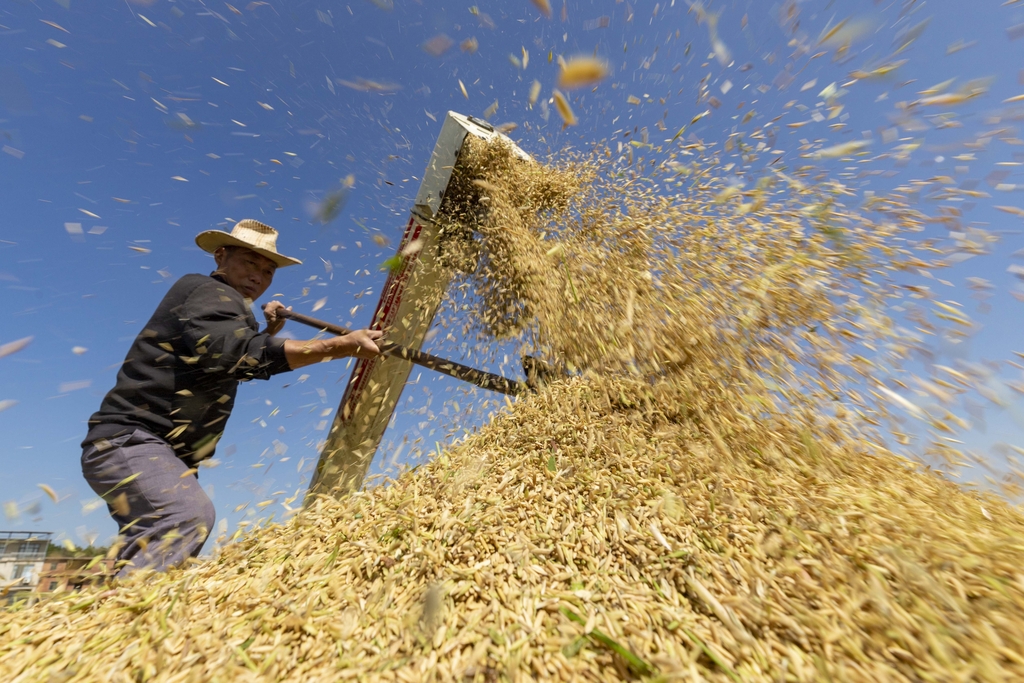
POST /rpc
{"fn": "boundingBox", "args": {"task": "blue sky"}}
[2,0,1024,549]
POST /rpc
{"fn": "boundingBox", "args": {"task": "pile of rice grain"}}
[2,376,1024,682]
[4,139,1024,682]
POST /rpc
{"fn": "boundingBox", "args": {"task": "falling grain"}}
[557,56,609,89]
[551,90,577,126]
[530,0,552,19]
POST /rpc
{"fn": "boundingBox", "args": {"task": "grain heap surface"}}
[2,378,1024,682]
[4,139,1024,682]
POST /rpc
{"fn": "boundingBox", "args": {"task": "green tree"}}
[45,542,110,558]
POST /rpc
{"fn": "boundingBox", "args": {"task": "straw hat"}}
[195,219,302,267]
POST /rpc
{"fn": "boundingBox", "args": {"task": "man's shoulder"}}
[170,273,216,291]
[176,274,252,321]
[172,274,238,299]
[150,273,210,307]
[158,274,237,312]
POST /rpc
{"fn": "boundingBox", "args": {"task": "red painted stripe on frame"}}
[336,214,426,424]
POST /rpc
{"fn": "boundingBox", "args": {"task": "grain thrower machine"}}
[286,112,549,503]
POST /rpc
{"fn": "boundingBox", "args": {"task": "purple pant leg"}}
[81,429,216,578]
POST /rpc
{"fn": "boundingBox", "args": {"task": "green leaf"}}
[681,627,741,682]
[325,543,341,568]
[547,455,557,472]
[69,597,96,612]
[380,255,403,272]
[234,647,258,671]
[562,636,586,658]
[559,607,653,676]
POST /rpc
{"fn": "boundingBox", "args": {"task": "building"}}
[36,555,115,594]
[0,531,51,604]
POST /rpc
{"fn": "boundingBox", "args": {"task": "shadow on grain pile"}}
[3,139,1024,682]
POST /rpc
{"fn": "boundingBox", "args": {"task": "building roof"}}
[0,531,53,542]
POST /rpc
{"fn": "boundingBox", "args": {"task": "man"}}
[81,219,381,577]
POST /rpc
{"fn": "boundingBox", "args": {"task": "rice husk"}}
[3,138,1024,682]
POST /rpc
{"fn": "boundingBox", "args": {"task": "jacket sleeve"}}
[181,283,291,381]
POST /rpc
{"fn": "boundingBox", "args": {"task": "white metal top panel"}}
[414,111,531,217]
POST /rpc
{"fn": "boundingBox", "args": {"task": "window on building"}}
[48,581,58,591]
[18,541,44,559]
[50,561,58,570]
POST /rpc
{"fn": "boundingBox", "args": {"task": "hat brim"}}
[195,230,302,267]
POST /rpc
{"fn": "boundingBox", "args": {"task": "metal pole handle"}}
[266,306,528,396]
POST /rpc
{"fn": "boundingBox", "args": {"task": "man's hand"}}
[263,300,289,336]
[334,329,384,359]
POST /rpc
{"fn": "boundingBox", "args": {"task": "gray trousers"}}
[81,429,216,578]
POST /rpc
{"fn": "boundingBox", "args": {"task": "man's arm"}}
[283,330,382,370]
[262,300,382,369]
[183,284,382,379]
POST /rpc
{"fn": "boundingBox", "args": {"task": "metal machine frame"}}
[305,112,530,501]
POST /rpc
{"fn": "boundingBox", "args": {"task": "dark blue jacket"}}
[82,273,290,465]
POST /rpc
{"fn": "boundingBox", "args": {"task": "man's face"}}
[214,247,277,300]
